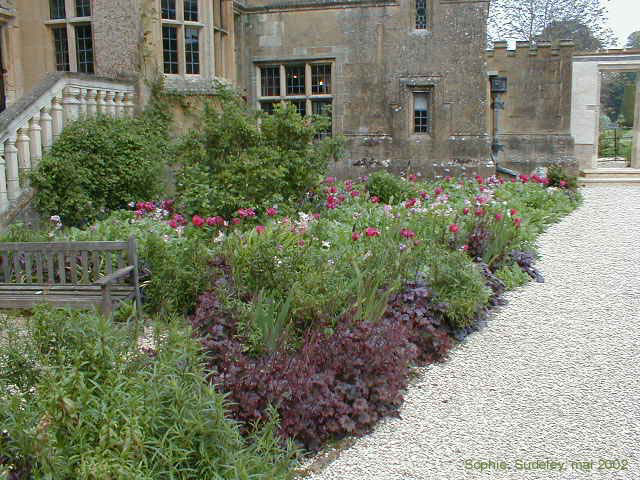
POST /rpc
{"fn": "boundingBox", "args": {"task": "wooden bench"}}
[0,235,142,320]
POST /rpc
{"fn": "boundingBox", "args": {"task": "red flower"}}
[365,227,380,237]
[463,207,470,215]
[328,186,338,194]
[232,218,241,225]
[312,213,321,220]
[143,201,156,211]
[449,224,460,233]
[326,195,338,209]
[325,176,336,184]
[495,213,504,221]
[192,215,205,227]
[514,217,522,228]
[434,187,444,195]
[352,232,361,241]
[405,198,417,209]
[256,225,266,234]
[168,219,178,229]
[344,180,353,192]
[371,196,381,203]
[162,199,174,210]
[266,207,278,216]
[206,217,217,226]
[519,174,530,183]
[408,174,418,182]
[462,244,470,251]
[298,240,305,247]
[351,190,361,198]
[400,228,416,238]
[559,180,568,188]
[475,175,484,184]
[475,208,486,217]
[510,208,518,216]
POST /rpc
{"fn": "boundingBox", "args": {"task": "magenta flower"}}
[351,190,361,198]
[266,207,278,217]
[326,195,338,209]
[162,199,174,210]
[134,209,145,217]
[352,232,361,241]
[298,240,305,247]
[462,244,470,251]
[559,180,567,188]
[136,202,145,210]
[519,174,530,183]
[192,215,205,227]
[256,225,266,234]
[475,208,485,217]
[325,176,336,184]
[365,227,380,237]
[327,186,338,194]
[408,173,418,182]
[514,217,522,228]
[419,191,429,200]
[405,198,417,209]
[232,218,241,225]
[463,207,470,215]
[495,213,504,221]
[449,224,460,233]
[434,187,444,195]
[401,228,416,239]
[371,196,381,203]
[475,175,484,184]
[510,208,518,216]
[168,219,178,229]
[312,213,321,220]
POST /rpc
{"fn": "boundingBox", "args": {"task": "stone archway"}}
[571,50,640,171]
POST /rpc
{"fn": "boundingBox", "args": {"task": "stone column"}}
[5,137,20,202]
[51,96,64,140]
[63,86,81,123]
[16,128,31,187]
[632,76,640,169]
[124,93,135,117]
[78,88,88,118]
[96,90,107,114]
[105,91,116,117]
[0,145,8,212]
[86,89,97,116]
[114,92,125,117]
[28,114,43,169]
[40,107,54,151]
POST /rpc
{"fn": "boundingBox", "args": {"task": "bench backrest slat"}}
[35,253,44,283]
[80,251,89,283]
[0,242,129,252]
[47,252,55,283]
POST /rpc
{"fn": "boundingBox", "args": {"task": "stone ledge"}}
[239,0,398,13]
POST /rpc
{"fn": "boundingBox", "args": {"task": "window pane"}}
[53,27,70,71]
[290,100,306,116]
[311,64,331,94]
[416,0,427,29]
[50,0,66,19]
[185,27,200,75]
[260,66,280,97]
[312,100,332,138]
[75,25,94,74]
[260,101,277,115]
[76,0,91,17]
[286,65,305,95]
[161,0,176,19]
[184,0,198,21]
[162,26,179,74]
[414,92,430,133]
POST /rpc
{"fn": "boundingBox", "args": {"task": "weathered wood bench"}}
[0,235,141,319]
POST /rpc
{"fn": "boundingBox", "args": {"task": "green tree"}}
[536,20,604,51]
[626,31,640,48]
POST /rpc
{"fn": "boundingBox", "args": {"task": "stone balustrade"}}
[0,75,136,215]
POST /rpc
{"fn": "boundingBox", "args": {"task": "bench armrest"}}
[96,266,135,286]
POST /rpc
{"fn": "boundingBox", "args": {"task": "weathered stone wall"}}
[486,40,577,174]
[237,0,492,178]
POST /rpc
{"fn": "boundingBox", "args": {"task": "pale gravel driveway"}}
[309,186,640,480]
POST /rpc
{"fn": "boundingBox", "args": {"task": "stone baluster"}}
[28,114,43,169]
[51,96,64,140]
[0,145,8,212]
[114,92,125,117]
[40,107,53,151]
[124,92,135,117]
[63,86,80,122]
[78,88,88,118]
[105,91,116,117]
[4,138,19,202]
[16,128,31,187]
[96,90,107,115]
[86,89,97,117]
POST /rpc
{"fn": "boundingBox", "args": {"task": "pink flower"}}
[475,208,486,217]
[511,178,517,183]
[371,196,381,203]
[444,175,452,182]
[162,199,174,210]
[476,195,488,205]
[256,225,266,234]
[405,198,417,209]
[326,195,338,209]
[168,219,178,229]
[136,202,145,210]
[519,174,530,183]
[401,228,416,239]
[232,218,241,225]
[449,224,460,233]
[312,213,321,220]
[192,215,205,227]
[463,207,470,215]
[475,175,484,184]
[419,191,429,200]
[462,245,470,251]
[542,177,550,185]
[206,217,217,226]
[495,213,504,221]
[144,201,156,211]
[327,186,338,194]
[352,232,361,241]
[173,214,186,226]
[266,207,278,217]
[237,208,256,218]
[365,227,380,237]
[408,174,418,182]
[434,187,444,195]
[514,217,522,228]
[510,208,519,216]
[337,194,346,203]
[325,176,336,184]
[298,240,305,247]
[350,190,361,198]
[559,180,568,188]
[134,209,145,217]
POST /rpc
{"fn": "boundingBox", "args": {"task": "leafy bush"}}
[174,89,343,218]
[496,263,531,290]
[0,307,296,479]
[31,112,170,227]
[547,165,578,191]
[366,171,414,203]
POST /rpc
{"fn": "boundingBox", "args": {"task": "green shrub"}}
[547,165,578,191]
[174,89,343,218]
[30,112,170,227]
[366,171,414,203]
[495,263,531,290]
[0,307,296,479]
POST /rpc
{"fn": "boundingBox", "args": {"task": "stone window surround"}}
[402,76,440,138]
[44,0,94,74]
[411,0,432,32]
[255,60,335,122]
[158,0,229,79]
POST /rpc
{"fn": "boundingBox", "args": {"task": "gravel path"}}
[309,186,640,480]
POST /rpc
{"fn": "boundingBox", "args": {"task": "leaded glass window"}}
[261,66,281,97]
[162,0,177,20]
[311,64,331,94]
[75,25,94,74]
[286,65,305,95]
[53,27,70,71]
[50,0,66,20]
[414,92,431,133]
[416,0,427,29]
[185,27,200,74]
[184,0,198,21]
[162,26,179,74]
[76,0,91,17]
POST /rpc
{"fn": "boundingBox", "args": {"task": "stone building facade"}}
[486,40,577,174]
[0,0,493,176]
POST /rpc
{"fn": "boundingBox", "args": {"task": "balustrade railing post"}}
[96,90,107,114]
[29,114,43,170]
[114,92,125,117]
[124,92,135,117]
[5,137,20,202]
[16,128,31,188]
[86,89,97,116]
[78,88,88,118]
[105,91,116,117]
[63,86,80,123]
[0,145,8,212]
[51,96,64,140]
[40,107,53,151]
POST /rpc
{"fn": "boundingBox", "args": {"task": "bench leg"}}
[101,284,113,318]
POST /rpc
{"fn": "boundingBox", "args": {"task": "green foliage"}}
[0,307,296,479]
[246,288,294,354]
[174,88,344,218]
[427,249,491,329]
[30,112,170,228]
[620,82,636,128]
[366,171,414,203]
[547,165,578,191]
[496,263,531,290]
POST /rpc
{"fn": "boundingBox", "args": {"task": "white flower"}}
[321,241,331,249]
[214,231,225,243]
[50,215,61,223]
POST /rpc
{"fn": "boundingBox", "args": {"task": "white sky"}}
[606,0,640,46]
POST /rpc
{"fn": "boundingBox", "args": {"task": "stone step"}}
[579,177,640,187]
[580,168,640,179]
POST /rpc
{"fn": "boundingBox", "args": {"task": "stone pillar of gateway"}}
[571,49,640,171]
